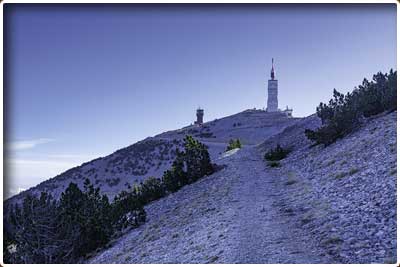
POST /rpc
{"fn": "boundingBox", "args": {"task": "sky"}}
[4,4,397,198]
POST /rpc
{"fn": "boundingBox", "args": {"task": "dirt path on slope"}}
[222,146,331,263]
[88,146,331,264]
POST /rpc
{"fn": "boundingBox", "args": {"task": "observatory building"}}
[267,58,293,117]
[267,58,278,112]
[194,108,204,125]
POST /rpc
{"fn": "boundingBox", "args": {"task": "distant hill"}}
[4,109,297,206]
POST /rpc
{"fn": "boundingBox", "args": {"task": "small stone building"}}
[195,108,204,125]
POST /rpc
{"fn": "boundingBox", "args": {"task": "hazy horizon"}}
[4,4,396,198]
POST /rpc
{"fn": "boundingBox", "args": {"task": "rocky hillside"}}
[258,110,397,263]
[87,111,396,264]
[5,138,182,205]
[5,109,296,206]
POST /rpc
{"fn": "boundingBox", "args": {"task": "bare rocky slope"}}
[258,111,397,263]
[87,111,396,264]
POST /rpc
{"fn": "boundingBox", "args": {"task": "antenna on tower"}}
[270,57,275,80]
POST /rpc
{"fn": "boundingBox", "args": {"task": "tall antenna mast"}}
[270,58,275,80]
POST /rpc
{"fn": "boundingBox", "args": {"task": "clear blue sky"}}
[4,4,396,197]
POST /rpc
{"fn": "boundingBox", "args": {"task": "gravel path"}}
[222,147,331,263]
[89,146,332,263]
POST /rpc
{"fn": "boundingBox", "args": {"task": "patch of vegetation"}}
[334,168,359,180]
[264,144,291,161]
[283,207,294,215]
[208,255,219,263]
[5,135,215,264]
[225,139,242,152]
[305,70,397,146]
[5,179,145,264]
[285,178,297,185]
[119,135,214,207]
[172,233,179,238]
[348,168,359,176]
[125,255,132,261]
[301,213,313,225]
[268,161,280,168]
[136,176,166,204]
[163,135,214,193]
[322,236,343,246]
[335,172,347,179]
[369,126,379,134]
[326,159,336,166]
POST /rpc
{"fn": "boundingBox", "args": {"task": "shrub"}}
[6,179,145,264]
[348,168,359,176]
[305,70,397,146]
[111,187,146,231]
[183,135,214,183]
[58,180,113,260]
[162,135,214,191]
[268,161,280,168]
[285,179,297,185]
[6,179,121,264]
[162,153,186,193]
[225,139,242,152]
[3,228,15,263]
[8,192,61,263]
[138,176,166,204]
[264,144,291,161]
[335,172,347,179]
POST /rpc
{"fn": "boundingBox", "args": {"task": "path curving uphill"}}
[88,146,332,263]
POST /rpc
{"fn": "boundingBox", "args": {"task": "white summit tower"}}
[267,58,278,112]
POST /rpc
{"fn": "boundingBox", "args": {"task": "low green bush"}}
[225,139,242,152]
[264,144,291,161]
